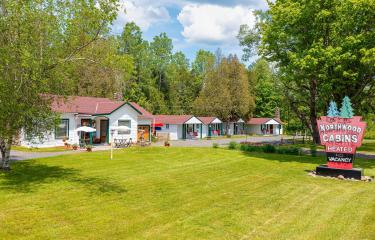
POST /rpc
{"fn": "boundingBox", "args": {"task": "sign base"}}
[316,165,363,180]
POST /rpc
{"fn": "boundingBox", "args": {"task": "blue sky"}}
[111,0,268,63]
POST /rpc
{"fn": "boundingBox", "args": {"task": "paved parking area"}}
[152,135,286,147]
[10,145,111,161]
[9,136,375,160]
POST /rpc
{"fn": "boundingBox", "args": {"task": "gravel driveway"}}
[10,136,375,160]
[152,135,286,147]
[10,150,80,161]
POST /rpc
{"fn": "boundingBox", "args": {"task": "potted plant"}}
[72,144,78,150]
[164,134,170,147]
[86,145,93,152]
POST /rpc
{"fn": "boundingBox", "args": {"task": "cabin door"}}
[100,119,109,143]
[138,125,150,141]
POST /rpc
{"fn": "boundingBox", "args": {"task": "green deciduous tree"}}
[67,37,134,98]
[194,55,255,126]
[248,58,282,117]
[0,0,118,170]
[239,0,375,143]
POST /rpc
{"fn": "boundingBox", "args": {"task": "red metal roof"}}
[153,115,195,124]
[247,118,283,125]
[51,96,124,115]
[51,95,151,116]
[198,117,217,125]
[128,102,153,119]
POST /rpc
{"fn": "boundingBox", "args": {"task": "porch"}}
[182,123,203,139]
[74,115,110,145]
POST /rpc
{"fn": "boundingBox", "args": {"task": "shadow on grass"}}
[239,151,375,170]
[0,160,127,194]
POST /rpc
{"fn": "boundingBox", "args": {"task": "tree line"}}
[2,0,373,170]
[0,1,279,169]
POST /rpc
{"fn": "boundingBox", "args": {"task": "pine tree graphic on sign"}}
[327,100,339,117]
[340,96,354,118]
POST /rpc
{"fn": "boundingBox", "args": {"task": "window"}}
[55,119,69,139]
[166,124,169,129]
[118,120,131,134]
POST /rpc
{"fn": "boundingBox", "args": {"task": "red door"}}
[270,125,274,134]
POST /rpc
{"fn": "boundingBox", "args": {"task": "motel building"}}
[198,117,224,138]
[18,95,285,147]
[152,115,204,140]
[246,117,283,135]
[19,96,153,148]
[224,119,246,135]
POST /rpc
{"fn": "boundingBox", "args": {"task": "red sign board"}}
[317,116,366,169]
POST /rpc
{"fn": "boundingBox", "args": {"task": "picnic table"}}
[114,138,132,148]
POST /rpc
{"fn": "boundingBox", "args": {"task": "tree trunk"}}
[309,78,320,144]
[0,139,5,167]
[226,121,230,136]
[1,138,12,171]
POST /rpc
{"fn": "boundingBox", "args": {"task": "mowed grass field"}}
[0,148,374,239]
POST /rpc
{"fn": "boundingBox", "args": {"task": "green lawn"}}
[0,148,374,239]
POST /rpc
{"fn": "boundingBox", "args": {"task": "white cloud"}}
[112,1,171,33]
[177,4,255,45]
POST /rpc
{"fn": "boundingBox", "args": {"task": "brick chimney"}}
[274,107,280,119]
[113,92,123,101]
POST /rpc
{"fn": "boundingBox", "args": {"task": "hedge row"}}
[238,143,301,155]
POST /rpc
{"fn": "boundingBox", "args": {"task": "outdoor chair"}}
[79,139,86,149]
[125,138,132,147]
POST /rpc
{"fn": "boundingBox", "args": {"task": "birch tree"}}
[0,0,118,170]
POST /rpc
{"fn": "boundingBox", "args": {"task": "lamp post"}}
[110,128,115,160]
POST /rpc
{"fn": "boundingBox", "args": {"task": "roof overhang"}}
[265,119,281,125]
[211,118,222,124]
[185,116,203,124]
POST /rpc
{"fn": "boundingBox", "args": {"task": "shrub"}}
[228,141,238,150]
[276,147,286,154]
[284,146,300,155]
[240,144,248,151]
[310,145,317,157]
[151,135,158,143]
[240,143,302,156]
[212,143,219,148]
[263,144,276,153]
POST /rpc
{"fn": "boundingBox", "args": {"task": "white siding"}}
[248,124,263,135]
[20,103,148,147]
[108,104,139,143]
[202,125,208,138]
[157,124,179,140]
[247,124,283,135]
[185,117,202,124]
[138,119,152,125]
[20,113,77,148]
